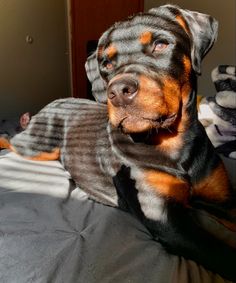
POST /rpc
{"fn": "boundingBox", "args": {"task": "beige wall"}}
[144,0,236,96]
[0,0,70,118]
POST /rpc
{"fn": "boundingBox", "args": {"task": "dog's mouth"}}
[142,113,177,128]
[118,113,178,144]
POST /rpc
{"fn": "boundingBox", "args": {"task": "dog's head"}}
[86,5,218,135]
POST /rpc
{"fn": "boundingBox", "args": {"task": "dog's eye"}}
[153,40,169,52]
[102,59,113,70]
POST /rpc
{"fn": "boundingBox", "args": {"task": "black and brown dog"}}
[1,4,236,280]
[87,4,236,279]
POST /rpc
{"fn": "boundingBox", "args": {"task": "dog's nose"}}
[107,76,138,107]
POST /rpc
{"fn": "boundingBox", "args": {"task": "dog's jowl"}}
[1,4,236,281]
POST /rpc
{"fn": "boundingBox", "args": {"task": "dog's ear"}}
[85,52,107,104]
[149,5,218,75]
[179,8,218,75]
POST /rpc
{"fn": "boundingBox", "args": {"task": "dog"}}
[0,4,236,280]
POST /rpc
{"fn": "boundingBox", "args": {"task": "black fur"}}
[114,165,236,280]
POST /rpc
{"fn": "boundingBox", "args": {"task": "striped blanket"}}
[198,65,236,159]
[9,99,118,206]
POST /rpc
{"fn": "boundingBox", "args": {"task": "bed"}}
[0,151,235,283]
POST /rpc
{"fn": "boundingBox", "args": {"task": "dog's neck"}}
[131,85,197,156]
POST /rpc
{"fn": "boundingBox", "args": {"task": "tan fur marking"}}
[106,44,117,59]
[163,79,190,133]
[138,75,163,109]
[179,82,191,128]
[162,78,181,114]
[149,76,192,154]
[183,55,191,78]
[193,163,231,202]
[176,15,189,34]
[153,130,183,155]
[25,148,60,161]
[139,31,152,45]
[0,137,11,149]
[0,137,60,161]
[144,170,190,203]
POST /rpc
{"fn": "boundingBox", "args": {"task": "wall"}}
[144,0,236,96]
[0,0,70,118]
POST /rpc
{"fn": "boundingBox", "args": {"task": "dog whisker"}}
[166,127,173,133]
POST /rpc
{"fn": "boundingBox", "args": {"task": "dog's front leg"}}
[113,165,236,281]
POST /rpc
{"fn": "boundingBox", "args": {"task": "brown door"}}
[70,0,144,98]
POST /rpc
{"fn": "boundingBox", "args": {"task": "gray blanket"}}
[0,152,233,283]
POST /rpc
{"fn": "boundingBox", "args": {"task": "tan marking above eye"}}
[106,44,117,59]
[139,31,153,45]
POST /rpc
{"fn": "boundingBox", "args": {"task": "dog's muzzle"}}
[107,75,139,107]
